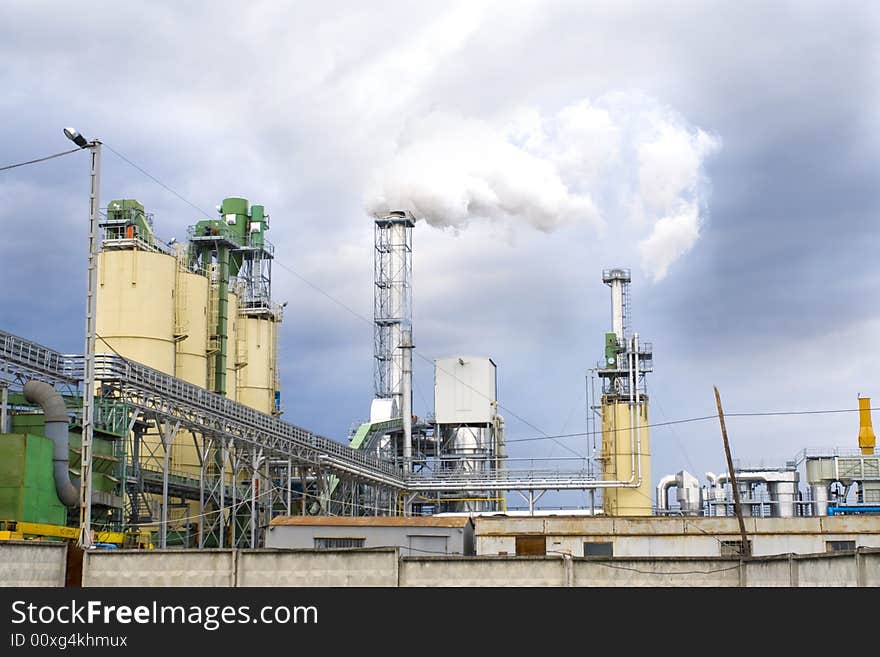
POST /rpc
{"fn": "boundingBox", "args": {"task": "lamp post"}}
[64,127,101,549]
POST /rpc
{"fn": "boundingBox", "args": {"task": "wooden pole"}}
[714,386,751,557]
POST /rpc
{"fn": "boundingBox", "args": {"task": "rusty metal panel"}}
[515,536,546,556]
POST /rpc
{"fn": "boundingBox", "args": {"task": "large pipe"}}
[656,474,677,513]
[23,380,78,507]
[390,220,406,408]
[401,328,413,476]
[811,483,829,516]
[610,280,624,342]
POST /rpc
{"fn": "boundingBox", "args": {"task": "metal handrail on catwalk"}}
[1,328,603,493]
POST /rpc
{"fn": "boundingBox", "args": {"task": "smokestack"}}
[372,210,415,411]
[602,268,631,343]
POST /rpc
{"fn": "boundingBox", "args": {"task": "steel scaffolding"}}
[373,211,415,402]
[2,328,608,546]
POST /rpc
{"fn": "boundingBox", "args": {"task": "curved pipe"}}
[656,474,677,512]
[23,380,78,507]
[705,472,717,487]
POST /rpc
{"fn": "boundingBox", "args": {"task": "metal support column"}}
[78,138,101,548]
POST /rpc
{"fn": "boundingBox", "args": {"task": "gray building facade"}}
[266,516,475,556]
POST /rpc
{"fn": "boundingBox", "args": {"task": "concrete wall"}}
[83,549,235,587]
[573,558,742,587]
[476,516,880,557]
[0,541,67,587]
[400,556,567,587]
[76,546,880,587]
[265,524,471,556]
[238,549,398,587]
[6,542,877,587]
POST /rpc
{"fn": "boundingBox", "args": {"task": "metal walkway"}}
[1,329,600,494]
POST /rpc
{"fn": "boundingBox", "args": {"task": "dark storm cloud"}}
[1,1,878,505]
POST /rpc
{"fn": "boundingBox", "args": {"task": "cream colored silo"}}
[174,262,209,387]
[171,255,210,478]
[601,401,652,516]
[237,316,279,415]
[96,248,176,473]
[96,249,176,373]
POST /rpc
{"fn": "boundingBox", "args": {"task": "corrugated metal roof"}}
[269,515,471,528]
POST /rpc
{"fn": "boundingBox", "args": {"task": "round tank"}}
[237,316,278,414]
[439,425,496,512]
[601,401,652,516]
[769,477,799,518]
[174,269,209,386]
[96,249,176,374]
[171,268,209,478]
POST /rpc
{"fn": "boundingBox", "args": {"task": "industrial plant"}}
[1,169,879,584]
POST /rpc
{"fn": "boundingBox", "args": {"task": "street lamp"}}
[64,126,101,549]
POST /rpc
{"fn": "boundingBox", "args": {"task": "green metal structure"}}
[102,199,155,246]
[0,434,67,526]
[188,196,272,396]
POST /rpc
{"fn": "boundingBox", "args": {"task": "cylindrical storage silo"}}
[96,249,176,374]
[237,316,278,414]
[172,266,209,478]
[601,401,652,516]
[174,269,209,387]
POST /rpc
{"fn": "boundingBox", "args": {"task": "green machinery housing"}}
[188,196,273,397]
[0,392,128,535]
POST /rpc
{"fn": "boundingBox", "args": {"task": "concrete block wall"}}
[0,541,67,587]
[237,549,398,586]
[399,556,567,587]
[84,549,235,587]
[573,557,742,587]
[1,543,876,587]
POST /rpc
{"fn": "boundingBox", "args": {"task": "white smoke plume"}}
[366,92,720,282]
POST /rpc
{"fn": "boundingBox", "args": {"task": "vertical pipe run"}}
[610,280,624,343]
[219,440,227,548]
[286,458,292,515]
[401,329,413,476]
[198,437,207,548]
[215,246,230,396]
[1,380,8,433]
[390,221,405,410]
[160,422,171,549]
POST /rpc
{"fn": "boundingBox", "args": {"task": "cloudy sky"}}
[2,1,878,508]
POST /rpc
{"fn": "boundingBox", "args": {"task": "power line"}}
[271,260,586,457]
[0,147,82,172]
[103,143,216,221]
[504,406,880,445]
[505,415,718,443]
[273,260,373,326]
[79,144,580,458]
[97,141,856,465]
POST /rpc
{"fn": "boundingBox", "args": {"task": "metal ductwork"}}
[656,474,677,513]
[23,380,79,507]
[656,470,702,515]
[715,469,799,518]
